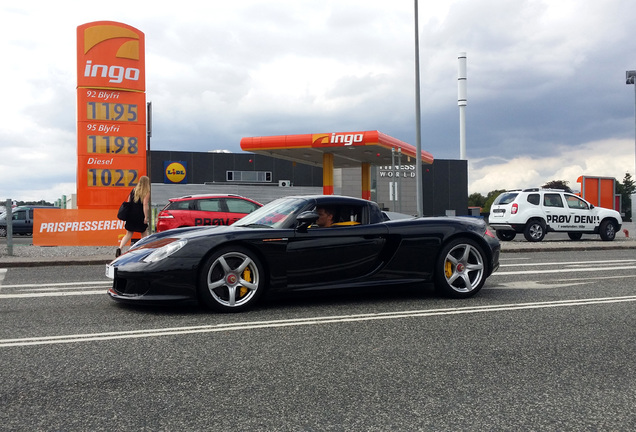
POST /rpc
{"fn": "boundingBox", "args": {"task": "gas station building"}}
[148,130,469,216]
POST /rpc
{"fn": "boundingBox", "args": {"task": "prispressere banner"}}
[34,209,127,246]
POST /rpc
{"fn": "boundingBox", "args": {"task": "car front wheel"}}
[198,246,265,312]
[524,220,546,242]
[435,238,487,298]
[599,220,617,241]
[496,230,516,241]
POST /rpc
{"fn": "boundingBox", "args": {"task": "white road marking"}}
[0,291,106,299]
[492,281,589,290]
[494,265,636,276]
[498,259,636,268]
[2,295,636,348]
[1,281,108,289]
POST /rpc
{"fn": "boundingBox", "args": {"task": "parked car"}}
[107,195,500,312]
[0,206,59,237]
[156,194,262,232]
[489,188,622,242]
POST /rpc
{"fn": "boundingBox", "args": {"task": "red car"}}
[156,194,262,232]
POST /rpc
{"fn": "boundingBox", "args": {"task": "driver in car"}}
[316,206,335,227]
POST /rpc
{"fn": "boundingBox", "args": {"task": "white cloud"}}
[470,138,635,195]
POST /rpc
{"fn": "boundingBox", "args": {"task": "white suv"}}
[489,188,622,242]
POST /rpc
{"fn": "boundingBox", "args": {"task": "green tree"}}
[482,189,506,213]
[542,180,572,192]
[468,192,486,209]
[17,200,54,206]
[616,172,635,221]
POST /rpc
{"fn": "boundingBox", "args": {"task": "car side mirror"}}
[590,204,594,209]
[296,211,319,232]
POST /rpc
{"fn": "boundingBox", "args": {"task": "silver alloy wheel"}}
[443,243,485,293]
[206,251,260,308]
[528,224,542,239]
[524,221,545,242]
[600,220,616,241]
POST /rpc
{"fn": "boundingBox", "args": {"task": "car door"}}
[195,198,230,226]
[11,209,29,234]
[542,193,575,231]
[564,194,598,232]
[224,198,261,225]
[285,223,389,288]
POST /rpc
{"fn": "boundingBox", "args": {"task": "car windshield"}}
[234,197,308,229]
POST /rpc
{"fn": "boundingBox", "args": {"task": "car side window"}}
[566,195,589,210]
[226,199,260,214]
[527,194,540,205]
[543,193,564,208]
[198,199,223,212]
[332,205,363,226]
[13,210,26,220]
[168,201,191,210]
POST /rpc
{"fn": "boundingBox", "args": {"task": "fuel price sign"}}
[77,21,146,209]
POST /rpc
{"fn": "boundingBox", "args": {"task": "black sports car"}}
[106,195,500,312]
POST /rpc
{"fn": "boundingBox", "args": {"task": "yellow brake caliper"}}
[445,260,453,278]
[239,267,251,298]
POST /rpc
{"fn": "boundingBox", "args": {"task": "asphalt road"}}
[1,249,635,431]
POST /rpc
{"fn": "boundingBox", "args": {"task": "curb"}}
[0,256,113,268]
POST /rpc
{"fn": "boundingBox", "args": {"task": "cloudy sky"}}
[2,0,636,203]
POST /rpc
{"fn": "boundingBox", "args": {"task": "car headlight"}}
[142,239,188,263]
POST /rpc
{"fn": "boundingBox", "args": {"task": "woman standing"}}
[116,175,150,257]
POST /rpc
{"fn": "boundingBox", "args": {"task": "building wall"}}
[340,159,468,216]
[151,150,323,186]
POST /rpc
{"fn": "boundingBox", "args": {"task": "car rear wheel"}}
[435,238,486,298]
[524,220,546,242]
[198,246,265,312]
[599,220,617,241]
[567,232,583,241]
[496,230,516,241]
[0,227,6,237]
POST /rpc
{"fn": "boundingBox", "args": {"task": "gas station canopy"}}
[240,130,434,168]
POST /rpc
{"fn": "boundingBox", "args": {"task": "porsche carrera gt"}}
[106,195,500,312]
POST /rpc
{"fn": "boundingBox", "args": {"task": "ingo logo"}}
[312,133,365,147]
[78,22,145,90]
[165,162,187,184]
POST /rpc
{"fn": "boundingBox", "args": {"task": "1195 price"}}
[88,169,139,187]
[86,102,138,122]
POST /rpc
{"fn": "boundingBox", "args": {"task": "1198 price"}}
[88,169,138,187]
[87,135,138,154]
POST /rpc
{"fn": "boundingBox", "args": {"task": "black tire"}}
[496,230,516,241]
[198,246,265,312]
[567,232,583,241]
[435,238,487,298]
[599,220,617,241]
[524,220,546,242]
[0,227,6,237]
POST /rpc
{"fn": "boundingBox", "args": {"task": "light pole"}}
[414,0,423,217]
[458,53,467,160]
[626,70,636,218]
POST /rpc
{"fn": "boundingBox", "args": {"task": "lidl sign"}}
[164,161,187,184]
